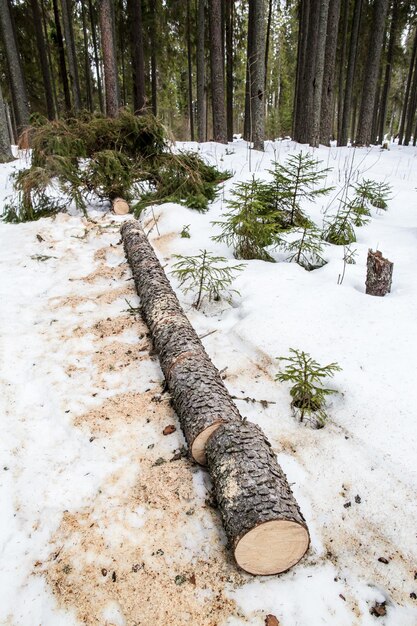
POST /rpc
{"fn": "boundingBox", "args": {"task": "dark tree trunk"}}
[339,0,362,146]
[310,0,330,147]
[366,249,393,297]
[355,0,390,146]
[100,0,120,117]
[53,0,71,113]
[150,4,157,116]
[225,0,234,141]
[0,83,13,162]
[81,0,94,112]
[293,0,310,139]
[404,51,417,146]
[249,0,267,150]
[264,0,273,91]
[398,26,417,145]
[0,0,30,132]
[378,1,398,144]
[336,0,348,141]
[243,0,255,141]
[209,0,227,143]
[121,221,241,464]
[206,420,310,575]
[197,0,206,141]
[294,0,321,144]
[187,0,195,140]
[30,0,55,119]
[128,0,146,114]
[61,0,82,113]
[41,0,59,116]
[88,0,104,113]
[320,0,341,145]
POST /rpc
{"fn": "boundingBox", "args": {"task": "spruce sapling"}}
[276,349,341,427]
[279,224,329,270]
[171,250,245,309]
[267,152,333,226]
[212,177,281,261]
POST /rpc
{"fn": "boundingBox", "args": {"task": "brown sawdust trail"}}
[43,228,245,625]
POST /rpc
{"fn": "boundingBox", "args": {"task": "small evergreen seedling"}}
[323,200,358,245]
[212,177,281,261]
[171,249,245,309]
[276,349,341,427]
[267,152,333,226]
[279,224,329,270]
[180,224,191,238]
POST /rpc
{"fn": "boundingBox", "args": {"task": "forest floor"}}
[0,140,417,626]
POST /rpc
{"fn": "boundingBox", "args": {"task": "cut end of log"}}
[113,197,130,215]
[234,519,310,575]
[191,422,223,465]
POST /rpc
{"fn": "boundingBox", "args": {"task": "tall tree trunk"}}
[249,0,267,150]
[320,0,341,145]
[209,0,227,143]
[53,0,72,113]
[81,0,94,111]
[0,83,13,162]
[336,0,348,140]
[293,0,310,139]
[88,0,104,113]
[41,0,59,116]
[339,0,362,146]
[264,0,273,91]
[187,0,195,140]
[355,0,390,146]
[197,0,206,141]
[378,0,398,144]
[128,0,146,114]
[243,0,255,141]
[398,26,417,145]
[31,0,55,119]
[150,3,157,116]
[294,0,320,144]
[0,0,30,132]
[310,0,330,147]
[404,48,417,145]
[61,0,82,113]
[100,0,120,117]
[225,0,234,141]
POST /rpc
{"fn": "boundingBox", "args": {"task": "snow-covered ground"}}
[1,140,416,626]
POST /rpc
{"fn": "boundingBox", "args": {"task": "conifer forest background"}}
[1,0,417,152]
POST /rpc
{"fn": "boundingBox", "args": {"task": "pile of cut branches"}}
[3,111,229,223]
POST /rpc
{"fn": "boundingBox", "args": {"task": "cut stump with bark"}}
[365,249,393,297]
[206,420,310,575]
[121,220,242,463]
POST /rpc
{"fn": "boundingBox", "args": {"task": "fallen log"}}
[121,220,242,463]
[206,420,310,575]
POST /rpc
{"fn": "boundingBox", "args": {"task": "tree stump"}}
[365,249,393,296]
[206,420,310,575]
[113,197,130,215]
[121,220,242,464]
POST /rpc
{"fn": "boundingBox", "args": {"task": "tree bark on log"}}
[121,221,241,463]
[365,249,393,297]
[206,420,310,575]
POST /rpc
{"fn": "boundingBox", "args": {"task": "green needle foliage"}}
[212,177,283,261]
[171,249,245,309]
[267,152,333,226]
[323,199,358,245]
[280,224,329,270]
[2,112,227,223]
[276,349,341,428]
[353,179,391,212]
